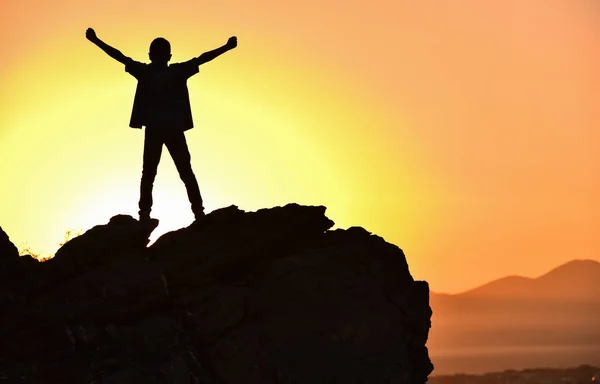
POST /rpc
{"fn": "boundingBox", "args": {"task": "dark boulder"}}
[0,226,19,261]
[0,204,433,383]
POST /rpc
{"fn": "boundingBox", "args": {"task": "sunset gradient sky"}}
[1,0,599,293]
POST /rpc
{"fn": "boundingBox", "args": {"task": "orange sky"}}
[1,0,599,293]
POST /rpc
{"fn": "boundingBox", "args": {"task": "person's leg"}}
[139,128,164,220]
[164,131,204,218]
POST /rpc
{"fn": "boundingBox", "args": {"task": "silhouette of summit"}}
[0,204,433,383]
[454,259,600,301]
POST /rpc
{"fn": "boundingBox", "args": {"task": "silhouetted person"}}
[85,28,237,222]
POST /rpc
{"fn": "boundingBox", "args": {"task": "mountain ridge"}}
[433,259,600,301]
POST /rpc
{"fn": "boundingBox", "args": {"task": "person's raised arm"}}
[85,28,131,65]
[192,36,237,66]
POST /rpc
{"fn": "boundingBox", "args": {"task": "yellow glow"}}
[3,0,599,293]
[0,25,432,258]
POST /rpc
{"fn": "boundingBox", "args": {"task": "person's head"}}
[149,37,171,64]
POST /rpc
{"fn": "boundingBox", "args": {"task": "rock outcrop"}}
[0,204,433,383]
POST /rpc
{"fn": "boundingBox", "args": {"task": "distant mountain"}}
[455,275,534,298]
[452,259,600,301]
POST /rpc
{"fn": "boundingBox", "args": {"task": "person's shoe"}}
[139,211,159,229]
[193,207,206,222]
[194,210,206,220]
[139,217,159,231]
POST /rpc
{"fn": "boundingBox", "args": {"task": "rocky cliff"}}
[0,204,433,383]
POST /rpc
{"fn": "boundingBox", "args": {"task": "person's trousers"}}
[138,127,203,217]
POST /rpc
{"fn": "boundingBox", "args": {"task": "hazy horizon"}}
[428,258,600,374]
